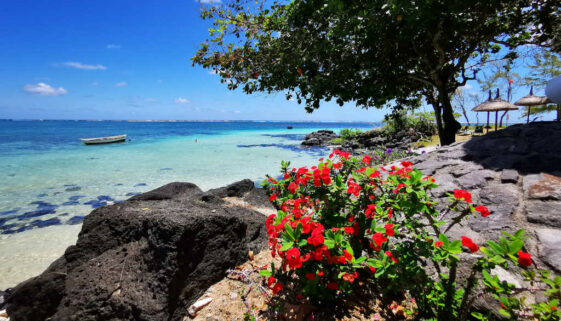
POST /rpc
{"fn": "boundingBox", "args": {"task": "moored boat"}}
[80,134,127,145]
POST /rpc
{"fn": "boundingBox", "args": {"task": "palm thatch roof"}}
[472,89,518,112]
[514,86,553,106]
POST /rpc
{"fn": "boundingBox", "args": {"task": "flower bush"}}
[261,150,560,320]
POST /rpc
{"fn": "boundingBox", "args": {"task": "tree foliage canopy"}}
[193,0,560,144]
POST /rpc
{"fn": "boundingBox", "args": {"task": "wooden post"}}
[527,106,531,124]
[495,111,499,131]
[486,112,490,133]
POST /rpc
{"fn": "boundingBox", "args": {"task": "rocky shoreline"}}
[4,180,273,321]
[301,127,432,153]
[3,121,561,321]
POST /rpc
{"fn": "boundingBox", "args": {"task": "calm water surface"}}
[0,120,380,288]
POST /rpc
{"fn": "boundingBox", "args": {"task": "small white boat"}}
[81,134,127,145]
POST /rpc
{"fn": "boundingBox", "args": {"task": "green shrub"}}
[261,152,560,320]
[339,128,363,141]
[384,111,437,138]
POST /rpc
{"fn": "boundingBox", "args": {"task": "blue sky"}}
[0,1,557,122]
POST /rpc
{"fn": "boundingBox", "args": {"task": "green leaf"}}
[489,255,506,264]
[498,309,511,318]
[487,241,505,255]
[355,257,366,264]
[294,222,303,240]
[298,239,308,247]
[324,239,335,249]
[480,246,493,257]
[438,233,450,247]
[448,240,462,253]
[508,239,524,254]
[259,270,272,277]
[284,224,295,241]
[280,241,294,251]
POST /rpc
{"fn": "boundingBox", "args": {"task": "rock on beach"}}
[5,180,272,321]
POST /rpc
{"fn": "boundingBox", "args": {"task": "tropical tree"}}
[193,0,560,145]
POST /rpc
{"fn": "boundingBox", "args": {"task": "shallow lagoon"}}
[0,121,379,288]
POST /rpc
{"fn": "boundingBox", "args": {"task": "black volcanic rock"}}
[301,130,338,146]
[6,181,271,321]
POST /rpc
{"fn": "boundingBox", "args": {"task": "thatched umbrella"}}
[514,86,552,124]
[472,89,518,132]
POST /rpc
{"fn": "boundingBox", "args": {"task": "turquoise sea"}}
[0,120,380,288]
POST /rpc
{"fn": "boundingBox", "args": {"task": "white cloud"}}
[174,97,190,104]
[198,0,222,3]
[234,110,241,114]
[106,44,121,49]
[91,82,99,86]
[115,81,128,87]
[62,62,107,70]
[461,84,472,90]
[24,82,68,96]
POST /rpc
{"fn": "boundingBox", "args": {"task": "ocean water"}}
[0,120,379,288]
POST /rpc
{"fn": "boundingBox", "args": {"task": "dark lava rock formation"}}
[302,128,431,153]
[301,130,339,146]
[6,180,272,321]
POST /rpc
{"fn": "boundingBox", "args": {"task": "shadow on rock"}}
[461,121,561,175]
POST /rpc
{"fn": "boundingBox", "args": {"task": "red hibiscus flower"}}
[272,282,283,294]
[434,241,443,247]
[269,194,277,202]
[453,189,472,203]
[474,205,490,217]
[372,233,388,247]
[342,272,358,283]
[461,236,479,253]
[387,208,393,219]
[385,224,395,236]
[288,182,298,194]
[286,248,303,269]
[393,183,407,194]
[401,161,413,167]
[365,204,376,218]
[267,276,276,287]
[518,251,532,267]
[385,251,398,263]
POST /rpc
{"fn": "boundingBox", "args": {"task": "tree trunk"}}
[461,106,470,127]
[557,105,560,121]
[438,90,461,145]
[499,110,507,127]
[432,102,444,143]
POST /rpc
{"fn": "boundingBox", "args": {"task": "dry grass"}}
[413,125,508,148]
